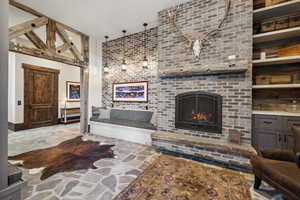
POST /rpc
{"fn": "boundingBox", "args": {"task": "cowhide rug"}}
[115,155,251,200]
[9,136,115,180]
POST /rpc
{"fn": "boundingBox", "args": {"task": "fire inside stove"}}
[175,91,222,133]
[192,112,212,121]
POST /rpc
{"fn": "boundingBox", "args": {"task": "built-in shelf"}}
[253,84,300,89]
[254,0,300,21]
[253,56,300,66]
[253,110,300,117]
[253,26,300,43]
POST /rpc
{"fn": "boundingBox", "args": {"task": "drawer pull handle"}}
[284,135,287,143]
[263,121,272,124]
[279,135,282,142]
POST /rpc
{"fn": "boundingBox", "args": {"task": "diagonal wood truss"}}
[9,0,89,68]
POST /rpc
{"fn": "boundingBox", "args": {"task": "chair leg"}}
[254,176,262,189]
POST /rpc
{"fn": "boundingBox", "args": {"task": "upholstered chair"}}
[250,126,300,200]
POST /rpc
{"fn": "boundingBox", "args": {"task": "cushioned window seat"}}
[90,109,157,145]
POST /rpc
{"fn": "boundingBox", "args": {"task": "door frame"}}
[23,64,60,130]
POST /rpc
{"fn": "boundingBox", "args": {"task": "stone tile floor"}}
[8,123,285,200]
[8,123,159,200]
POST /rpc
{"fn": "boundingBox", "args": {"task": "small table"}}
[61,107,80,124]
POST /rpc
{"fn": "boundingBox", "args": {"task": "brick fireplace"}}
[152,0,255,171]
[156,0,253,143]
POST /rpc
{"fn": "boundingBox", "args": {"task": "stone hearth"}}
[152,131,257,172]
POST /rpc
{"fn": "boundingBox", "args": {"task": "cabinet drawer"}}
[284,117,300,134]
[254,115,282,131]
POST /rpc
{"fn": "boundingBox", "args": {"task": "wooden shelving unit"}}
[253,110,300,117]
[253,56,300,66]
[253,26,300,43]
[254,0,300,21]
[253,84,300,89]
[252,0,300,116]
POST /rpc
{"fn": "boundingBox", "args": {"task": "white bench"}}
[90,121,155,145]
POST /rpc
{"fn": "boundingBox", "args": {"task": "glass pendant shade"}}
[121,59,127,71]
[142,56,148,69]
[121,30,127,72]
[142,23,148,69]
[104,63,109,73]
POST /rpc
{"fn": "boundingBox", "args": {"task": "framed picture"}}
[112,81,148,103]
[66,81,80,102]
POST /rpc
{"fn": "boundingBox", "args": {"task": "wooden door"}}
[23,64,60,129]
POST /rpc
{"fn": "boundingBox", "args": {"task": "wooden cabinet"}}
[254,131,281,150]
[252,114,300,151]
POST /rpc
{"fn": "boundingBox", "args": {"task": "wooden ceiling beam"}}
[46,19,56,50]
[9,44,83,67]
[81,35,89,63]
[56,24,82,61]
[56,43,71,54]
[9,16,48,40]
[24,31,48,50]
[9,0,44,17]
[9,0,88,38]
[9,1,89,67]
[56,22,87,38]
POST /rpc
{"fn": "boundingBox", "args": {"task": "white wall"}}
[8,53,16,123]
[8,52,80,124]
[88,37,103,120]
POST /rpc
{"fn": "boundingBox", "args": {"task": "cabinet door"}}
[284,117,300,135]
[256,131,281,151]
[283,134,294,150]
[282,117,300,150]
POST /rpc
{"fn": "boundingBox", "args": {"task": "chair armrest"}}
[296,152,300,168]
[261,149,295,162]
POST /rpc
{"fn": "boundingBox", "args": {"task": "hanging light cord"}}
[144,23,148,60]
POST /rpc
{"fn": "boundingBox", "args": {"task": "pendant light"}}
[142,23,148,69]
[103,36,109,73]
[121,30,127,71]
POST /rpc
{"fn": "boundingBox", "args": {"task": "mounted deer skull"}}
[168,0,231,59]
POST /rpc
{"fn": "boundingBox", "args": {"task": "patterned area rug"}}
[115,155,251,200]
[9,136,115,180]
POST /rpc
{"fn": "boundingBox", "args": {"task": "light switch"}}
[228,55,236,60]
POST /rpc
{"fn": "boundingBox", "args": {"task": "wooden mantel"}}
[9,0,89,68]
[159,61,250,79]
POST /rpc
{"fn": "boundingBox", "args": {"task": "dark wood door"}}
[23,64,60,129]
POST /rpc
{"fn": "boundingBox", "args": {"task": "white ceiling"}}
[17,0,190,40]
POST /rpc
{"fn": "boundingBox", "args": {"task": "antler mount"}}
[168,0,231,59]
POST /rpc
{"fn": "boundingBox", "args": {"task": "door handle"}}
[284,135,287,143]
[263,121,272,124]
[278,135,282,143]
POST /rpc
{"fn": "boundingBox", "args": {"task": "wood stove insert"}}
[175,91,222,133]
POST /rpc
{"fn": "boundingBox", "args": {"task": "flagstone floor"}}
[8,124,159,200]
[8,123,285,200]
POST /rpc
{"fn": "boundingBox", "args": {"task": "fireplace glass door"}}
[175,91,222,133]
